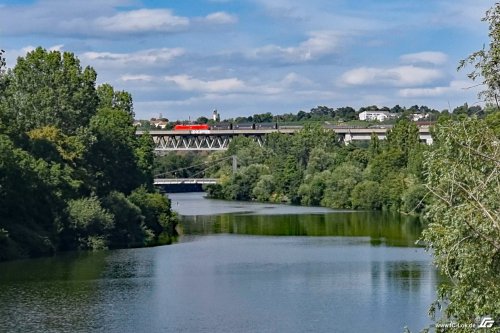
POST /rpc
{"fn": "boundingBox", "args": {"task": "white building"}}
[150,118,168,129]
[359,111,391,122]
[411,113,427,122]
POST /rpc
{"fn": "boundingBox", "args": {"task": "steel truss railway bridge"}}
[138,126,432,153]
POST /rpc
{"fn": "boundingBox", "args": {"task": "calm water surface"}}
[0,192,437,333]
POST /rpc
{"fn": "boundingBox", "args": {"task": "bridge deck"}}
[139,126,432,151]
[154,178,219,185]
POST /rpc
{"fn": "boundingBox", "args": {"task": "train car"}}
[210,122,233,130]
[255,122,278,129]
[174,124,210,131]
[234,123,256,130]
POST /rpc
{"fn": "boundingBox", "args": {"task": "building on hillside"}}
[358,111,396,121]
[150,117,169,129]
[411,113,427,122]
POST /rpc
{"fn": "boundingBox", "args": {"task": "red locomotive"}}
[174,124,210,130]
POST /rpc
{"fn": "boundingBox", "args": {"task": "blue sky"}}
[0,0,492,120]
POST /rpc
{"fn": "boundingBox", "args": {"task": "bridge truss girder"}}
[152,134,266,152]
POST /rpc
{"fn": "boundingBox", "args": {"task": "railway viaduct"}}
[137,126,432,152]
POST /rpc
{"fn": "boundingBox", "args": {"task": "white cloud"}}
[280,72,314,87]
[340,65,444,87]
[162,72,313,95]
[81,48,185,67]
[398,80,473,97]
[164,75,247,93]
[251,31,341,63]
[400,51,448,65]
[432,1,491,31]
[1,0,488,119]
[202,12,238,24]
[48,44,65,52]
[94,9,189,33]
[120,74,155,82]
[0,3,235,37]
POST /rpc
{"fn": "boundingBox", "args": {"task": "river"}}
[0,192,437,333]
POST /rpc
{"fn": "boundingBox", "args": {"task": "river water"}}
[0,192,437,333]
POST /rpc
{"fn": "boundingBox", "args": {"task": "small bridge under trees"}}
[153,155,236,192]
[153,178,219,185]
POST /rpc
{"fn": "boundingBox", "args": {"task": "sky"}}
[0,0,493,120]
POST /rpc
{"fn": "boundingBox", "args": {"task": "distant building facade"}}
[411,113,427,122]
[150,117,169,129]
[359,111,393,121]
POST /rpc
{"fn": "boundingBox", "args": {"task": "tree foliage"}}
[459,3,500,105]
[3,47,98,134]
[422,119,500,330]
[0,47,176,261]
[207,120,426,213]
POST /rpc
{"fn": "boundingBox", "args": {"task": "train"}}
[173,121,434,131]
[174,122,279,131]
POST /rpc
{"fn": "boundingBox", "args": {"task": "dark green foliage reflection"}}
[181,211,423,247]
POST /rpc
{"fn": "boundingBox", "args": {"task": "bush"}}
[66,196,114,250]
[128,187,177,243]
[351,180,383,209]
[103,191,145,248]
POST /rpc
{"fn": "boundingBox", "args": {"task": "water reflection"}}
[0,249,158,333]
[0,252,106,332]
[181,211,424,247]
[0,193,436,333]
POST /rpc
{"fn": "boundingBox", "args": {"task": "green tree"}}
[298,171,330,206]
[365,148,406,182]
[369,133,381,157]
[0,135,61,257]
[102,191,145,248]
[293,123,338,167]
[0,47,177,261]
[196,116,209,124]
[321,162,363,208]
[86,107,144,195]
[223,164,269,201]
[459,3,500,105]
[310,106,334,119]
[135,132,155,186]
[97,83,134,116]
[351,180,383,210]
[252,112,273,123]
[128,187,176,243]
[401,183,427,214]
[485,110,500,136]
[386,118,420,161]
[66,196,114,250]
[252,174,276,202]
[225,135,266,167]
[2,47,98,134]
[335,106,356,121]
[0,49,7,100]
[422,119,500,330]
